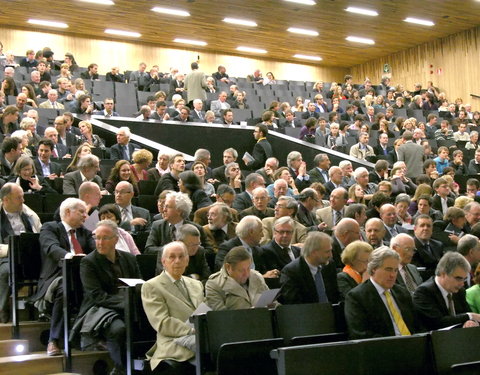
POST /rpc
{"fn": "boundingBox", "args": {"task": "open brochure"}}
[254,288,281,308]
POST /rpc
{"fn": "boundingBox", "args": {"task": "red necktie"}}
[69,229,83,254]
[53,147,58,158]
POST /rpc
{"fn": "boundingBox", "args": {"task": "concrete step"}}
[0,339,29,357]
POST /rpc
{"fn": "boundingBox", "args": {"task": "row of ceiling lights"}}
[26,0,436,63]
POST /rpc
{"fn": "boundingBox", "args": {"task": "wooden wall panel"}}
[0,27,348,82]
[350,26,480,107]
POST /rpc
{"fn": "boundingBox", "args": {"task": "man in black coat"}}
[154,153,185,198]
[243,124,272,170]
[232,172,265,212]
[279,232,340,305]
[345,247,418,339]
[109,127,140,162]
[413,251,480,330]
[34,198,95,356]
[262,217,300,271]
[76,220,140,373]
[411,215,444,279]
[35,138,62,179]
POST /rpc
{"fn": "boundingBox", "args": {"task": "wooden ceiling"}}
[1,0,480,67]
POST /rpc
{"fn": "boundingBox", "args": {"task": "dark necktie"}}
[123,145,129,161]
[69,229,83,254]
[335,210,342,226]
[447,293,456,316]
[315,267,328,303]
[425,242,432,255]
[402,267,417,294]
[170,224,177,241]
[213,229,226,244]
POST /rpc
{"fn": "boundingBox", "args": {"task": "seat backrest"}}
[136,254,157,280]
[206,308,274,361]
[9,233,41,282]
[275,303,336,341]
[431,327,480,375]
[138,180,156,195]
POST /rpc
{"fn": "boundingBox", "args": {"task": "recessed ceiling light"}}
[105,29,141,38]
[151,6,190,17]
[223,18,257,27]
[78,0,114,4]
[27,19,68,28]
[284,0,316,5]
[173,38,207,46]
[294,54,322,61]
[237,46,267,54]
[345,6,378,16]
[404,17,434,26]
[346,36,375,45]
[287,27,319,37]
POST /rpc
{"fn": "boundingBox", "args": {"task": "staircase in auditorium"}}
[0,320,112,375]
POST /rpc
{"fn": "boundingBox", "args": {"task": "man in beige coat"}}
[142,241,204,374]
[184,62,207,106]
[206,246,269,310]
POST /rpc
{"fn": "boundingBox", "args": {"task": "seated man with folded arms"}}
[142,241,204,375]
[74,220,140,375]
[206,246,269,310]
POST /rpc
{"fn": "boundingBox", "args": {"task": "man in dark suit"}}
[296,188,321,231]
[190,99,206,122]
[262,217,300,271]
[212,148,238,184]
[173,107,193,123]
[155,224,211,282]
[380,204,408,245]
[287,151,311,191]
[302,102,320,120]
[0,184,41,323]
[0,137,22,178]
[391,234,423,294]
[411,215,444,279]
[239,187,274,220]
[54,116,79,151]
[279,110,302,130]
[243,124,273,170]
[109,127,140,162]
[154,153,185,198]
[431,177,454,216]
[373,133,393,157]
[340,104,356,123]
[413,251,480,330]
[63,154,103,195]
[468,149,480,175]
[167,72,185,100]
[232,172,265,212]
[149,101,170,122]
[80,63,99,80]
[92,97,120,117]
[114,181,151,233]
[35,139,62,179]
[215,215,277,278]
[76,220,140,373]
[345,247,418,339]
[44,127,69,159]
[256,157,279,187]
[279,232,340,305]
[368,160,388,185]
[308,153,330,185]
[145,191,209,255]
[332,218,362,270]
[34,198,95,356]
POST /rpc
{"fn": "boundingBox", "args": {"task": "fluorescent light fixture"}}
[78,0,114,4]
[346,36,375,45]
[345,6,378,16]
[237,46,267,54]
[294,54,322,61]
[287,27,319,36]
[173,38,207,46]
[27,19,68,28]
[151,6,190,17]
[404,17,434,26]
[223,18,257,27]
[284,0,316,5]
[105,29,141,38]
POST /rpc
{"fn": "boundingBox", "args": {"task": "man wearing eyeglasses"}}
[74,220,140,375]
[413,251,480,330]
[114,181,151,233]
[391,234,423,294]
[262,216,300,271]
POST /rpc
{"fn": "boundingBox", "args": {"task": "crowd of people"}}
[1,44,480,375]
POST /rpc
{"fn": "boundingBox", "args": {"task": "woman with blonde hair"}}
[337,241,373,299]
[291,96,304,112]
[408,183,433,216]
[59,63,72,80]
[78,120,105,149]
[347,184,366,205]
[65,143,92,173]
[130,149,153,182]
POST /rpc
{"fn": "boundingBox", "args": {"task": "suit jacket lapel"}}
[159,272,195,309]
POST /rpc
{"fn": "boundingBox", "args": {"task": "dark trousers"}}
[49,283,64,341]
[0,261,9,312]
[151,361,195,375]
[103,317,125,367]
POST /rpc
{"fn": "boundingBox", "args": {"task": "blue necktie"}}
[315,267,328,303]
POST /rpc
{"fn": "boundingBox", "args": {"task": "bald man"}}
[332,218,361,269]
[365,218,387,249]
[391,233,423,294]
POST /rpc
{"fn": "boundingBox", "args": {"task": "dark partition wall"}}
[94,117,374,171]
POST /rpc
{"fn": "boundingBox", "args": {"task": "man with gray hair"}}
[256,157,279,186]
[145,192,208,255]
[349,132,374,160]
[391,233,423,294]
[114,181,151,233]
[232,172,265,212]
[413,252,480,330]
[316,187,348,230]
[215,215,277,278]
[339,160,355,187]
[456,234,480,288]
[287,151,310,191]
[109,126,140,162]
[156,224,211,282]
[0,183,41,323]
[280,231,339,305]
[39,89,64,109]
[34,198,95,356]
[308,153,331,185]
[63,154,102,195]
[345,247,417,339]
[239,187,274,220]
[296,188,321,230]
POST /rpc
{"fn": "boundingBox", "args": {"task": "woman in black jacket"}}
[178,171,212,218]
